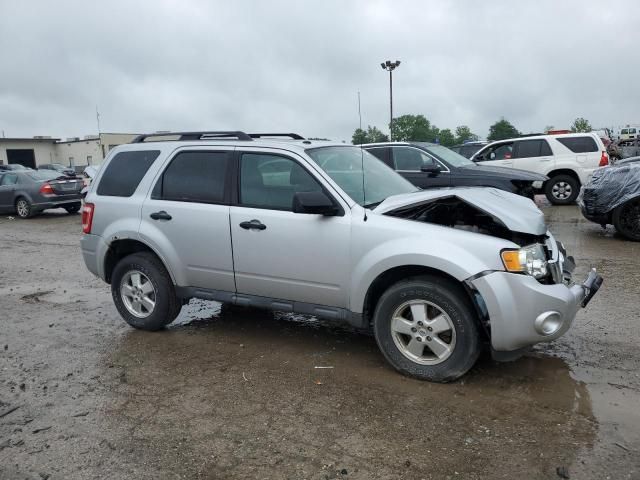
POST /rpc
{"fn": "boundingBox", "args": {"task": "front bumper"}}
[468,236,603,352]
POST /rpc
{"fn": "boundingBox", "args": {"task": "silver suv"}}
[80,131,602,382]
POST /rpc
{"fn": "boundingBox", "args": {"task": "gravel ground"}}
[1,203,639,479]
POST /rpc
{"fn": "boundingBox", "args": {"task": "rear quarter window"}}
[556,136,598,153]
[97,150,160,197]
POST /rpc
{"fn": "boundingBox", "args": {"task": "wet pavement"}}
[0,203,639,479]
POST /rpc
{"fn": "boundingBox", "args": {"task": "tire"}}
[15,197,33,218]
[111,252,181,331]
[612,198,640,241]
[64,203,81,214]
[372,275,480,383]
[544,174,580,205]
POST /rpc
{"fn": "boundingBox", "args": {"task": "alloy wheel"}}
[390,299,457,365]
[120,270,156,318]
[551,181,572,200]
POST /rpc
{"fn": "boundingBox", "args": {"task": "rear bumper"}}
[80,234,109,281]
[33,195,82,210]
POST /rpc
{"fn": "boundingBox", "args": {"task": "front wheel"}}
[372,276,481,382]
[612,198,640,241]
[545,175,579,205]
[111,252,182,330]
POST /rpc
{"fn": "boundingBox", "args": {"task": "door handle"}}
[239,219,267,230]
[150,211,172,221]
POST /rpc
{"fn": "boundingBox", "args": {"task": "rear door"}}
[512,139,553,175]
[390,146,450,189]
[139,148,236,291]
[0,173,18,209]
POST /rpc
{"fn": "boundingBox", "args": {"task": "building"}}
[0,133,139,169]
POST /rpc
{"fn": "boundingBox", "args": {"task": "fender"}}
[348,216,515,314]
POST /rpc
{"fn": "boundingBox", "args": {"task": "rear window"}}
[27,171,60,181]
[556,136,598,153]
[154,151,230,203]
[97,150,160,197]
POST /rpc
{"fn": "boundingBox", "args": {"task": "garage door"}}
[7,149,36,169]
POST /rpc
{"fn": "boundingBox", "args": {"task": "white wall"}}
[54,138,102,167]
[0,141,57,167]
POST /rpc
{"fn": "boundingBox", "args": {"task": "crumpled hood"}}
[373,187,547,235]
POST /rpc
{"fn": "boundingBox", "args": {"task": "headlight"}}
[532,180,543,189]
[501,244,548,279]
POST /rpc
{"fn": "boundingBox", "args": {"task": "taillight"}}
[82,203,94,234]
[599,151,609,167]
[39,183,54,195]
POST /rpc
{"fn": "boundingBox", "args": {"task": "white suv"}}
[471,133,609,204]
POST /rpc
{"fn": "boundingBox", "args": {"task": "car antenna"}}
[360,145,367,221]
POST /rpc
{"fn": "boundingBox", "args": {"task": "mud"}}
[1,204,639,479]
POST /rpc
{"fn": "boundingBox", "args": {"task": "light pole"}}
[380,60,401,140]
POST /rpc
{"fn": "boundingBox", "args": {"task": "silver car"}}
[80,131,602,382]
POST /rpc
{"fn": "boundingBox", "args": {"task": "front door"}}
[139,148,236,291]
[390,146,450,189]
[474,142,514,168]
[230,150,351,308]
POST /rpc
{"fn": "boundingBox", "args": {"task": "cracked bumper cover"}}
[470,268,602,352]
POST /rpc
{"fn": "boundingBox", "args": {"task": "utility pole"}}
[380,60,401,140]
[357,91,362,131]
[96,105,104,160]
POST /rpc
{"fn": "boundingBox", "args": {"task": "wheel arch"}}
[104,238,176,285]
[545,168,581,185]
[360,265,484,330]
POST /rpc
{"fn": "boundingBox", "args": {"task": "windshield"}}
[27,170,62,181]
[419,144,475,167]
[306,146,418,207]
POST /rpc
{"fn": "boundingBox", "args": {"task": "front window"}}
[306,146,418,207]
[418,144,474,167]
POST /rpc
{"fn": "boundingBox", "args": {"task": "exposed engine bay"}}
[385,196,545,246]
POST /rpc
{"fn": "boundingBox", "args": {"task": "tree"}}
[487,118,520,141]
[351,128,368,145]
[438,128,456,147]
[454,125,478,144]
[391,114,437,142]
[351,125,389,145]
[571,117,592,133]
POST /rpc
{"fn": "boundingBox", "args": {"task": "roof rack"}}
[248,133,305,140]
[131,131,253,143]
[518,133,545,138]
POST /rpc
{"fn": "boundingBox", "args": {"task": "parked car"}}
[580,162,640,241]
[471,133,609,205]
[363,142,546,199]
[449,141,488,159]
[0,164,32,171]
[0,170,83,218]
[80,131,602,382]
[39,163,77,177]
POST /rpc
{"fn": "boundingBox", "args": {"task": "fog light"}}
[534,311,562,336]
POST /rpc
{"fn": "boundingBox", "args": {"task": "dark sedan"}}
[0,170,83,218]
[39,163,77,177]
[363,142,547,198]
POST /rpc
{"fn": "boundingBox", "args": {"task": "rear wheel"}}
[372,276,481,382]
[15,197,32,218]
[64,203,81,214]
[111,252,181,330]
[612,198,640,241]
[545,174,579,204]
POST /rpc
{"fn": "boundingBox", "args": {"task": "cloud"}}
[1,0,638,140]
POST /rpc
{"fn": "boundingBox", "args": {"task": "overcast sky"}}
[1,0,639,141]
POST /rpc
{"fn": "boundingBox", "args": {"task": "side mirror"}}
[292,191,339,216]
[420,164,442,175]
[489,152,496,160]
[474,154,483,162]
